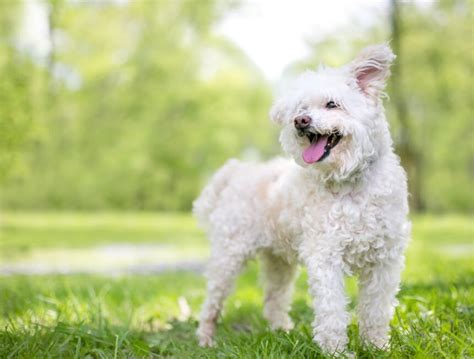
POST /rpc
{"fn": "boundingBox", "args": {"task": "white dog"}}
[194,44,410,354]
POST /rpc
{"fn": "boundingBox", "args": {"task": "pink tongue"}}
[302,135,329,164]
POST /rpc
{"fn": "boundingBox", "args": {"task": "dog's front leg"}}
[303,251,350,354]
[357,258,404,349]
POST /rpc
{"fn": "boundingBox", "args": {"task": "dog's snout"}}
[294,115,311,130]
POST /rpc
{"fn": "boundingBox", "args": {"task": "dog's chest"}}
[266,178,395,268]
[306,192,389,269]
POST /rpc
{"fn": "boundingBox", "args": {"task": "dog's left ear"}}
[269,98,288,125]
[348,44,396,98]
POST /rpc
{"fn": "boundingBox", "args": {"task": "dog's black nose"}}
[294,115,311,129]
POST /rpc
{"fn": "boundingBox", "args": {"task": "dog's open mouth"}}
[301,130,342,164]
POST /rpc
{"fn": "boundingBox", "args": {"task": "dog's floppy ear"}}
[349,44,395,98]
[269,98,289,124]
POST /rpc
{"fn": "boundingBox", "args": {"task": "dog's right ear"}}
[269,98,288,125]
[349,43,395,98]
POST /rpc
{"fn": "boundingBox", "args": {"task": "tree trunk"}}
[390,0,425,212]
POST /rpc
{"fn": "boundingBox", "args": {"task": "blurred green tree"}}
[392,0,473,212]
[1,0,275,210]
[0,0,471,213]
[0,3,36,181]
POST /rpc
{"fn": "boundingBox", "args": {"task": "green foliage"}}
[396,1,473,212]
[0,0,275,211]
[0,1,471,212]
[0,3,36,181]
[0,213,473,357]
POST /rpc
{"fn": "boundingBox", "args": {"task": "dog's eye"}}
[325,101,338,109]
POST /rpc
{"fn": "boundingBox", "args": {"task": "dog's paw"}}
[198,334,216,348]
[197,320,216,348]
[360,327,390,350]
[363,334,389,350]
[269,317,294,332]
[265,311,295,332]
[314,332,349,356]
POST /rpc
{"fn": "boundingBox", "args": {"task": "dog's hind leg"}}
[260,250,298,331]
[197,242,249,347]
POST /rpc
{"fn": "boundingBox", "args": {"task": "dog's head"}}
[270,44,395,182]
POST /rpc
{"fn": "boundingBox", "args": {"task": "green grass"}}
[0,213,473,358]
[0,212,206,260]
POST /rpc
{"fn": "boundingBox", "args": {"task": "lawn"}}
[0,213,473,358]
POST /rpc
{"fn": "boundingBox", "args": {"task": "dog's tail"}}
[193,159,240,229]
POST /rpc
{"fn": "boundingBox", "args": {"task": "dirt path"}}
[0,244,207,275]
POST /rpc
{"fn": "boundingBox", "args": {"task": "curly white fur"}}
[194,44,410,354]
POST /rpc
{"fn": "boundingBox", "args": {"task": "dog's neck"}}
[302,147,391,196]
[303,168,366,195]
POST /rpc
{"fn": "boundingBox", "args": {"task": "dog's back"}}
[193,158,292,232]
[193,159,241,229]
